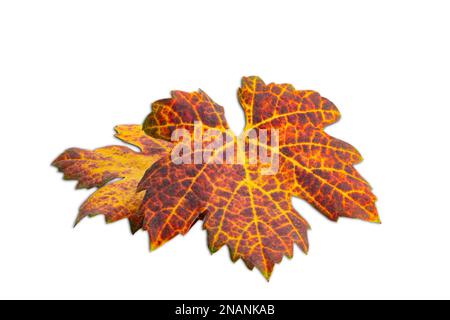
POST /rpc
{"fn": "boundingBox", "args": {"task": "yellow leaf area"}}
[140,76,379,280]
[53,125,172,233]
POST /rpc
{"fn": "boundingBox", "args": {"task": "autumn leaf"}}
[139,77,379,279]
[53,77,378,280]
[52,125,172,233]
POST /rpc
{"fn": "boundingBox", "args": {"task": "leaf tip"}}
[209,246,219,255]
[149,241,159,252]
[372,216,382,224]
[73,217,82,228]
[149,237,167,252]
[262,270,272,282]
[129,223,141,235]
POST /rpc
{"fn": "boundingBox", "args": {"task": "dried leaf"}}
[52,125,172,232]
[53,77,379,280]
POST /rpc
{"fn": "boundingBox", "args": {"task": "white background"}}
[1,0,449,300]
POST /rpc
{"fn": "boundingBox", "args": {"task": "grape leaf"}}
[52,125,172,233]
[53,77,379,280]
[139,76,379,279]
